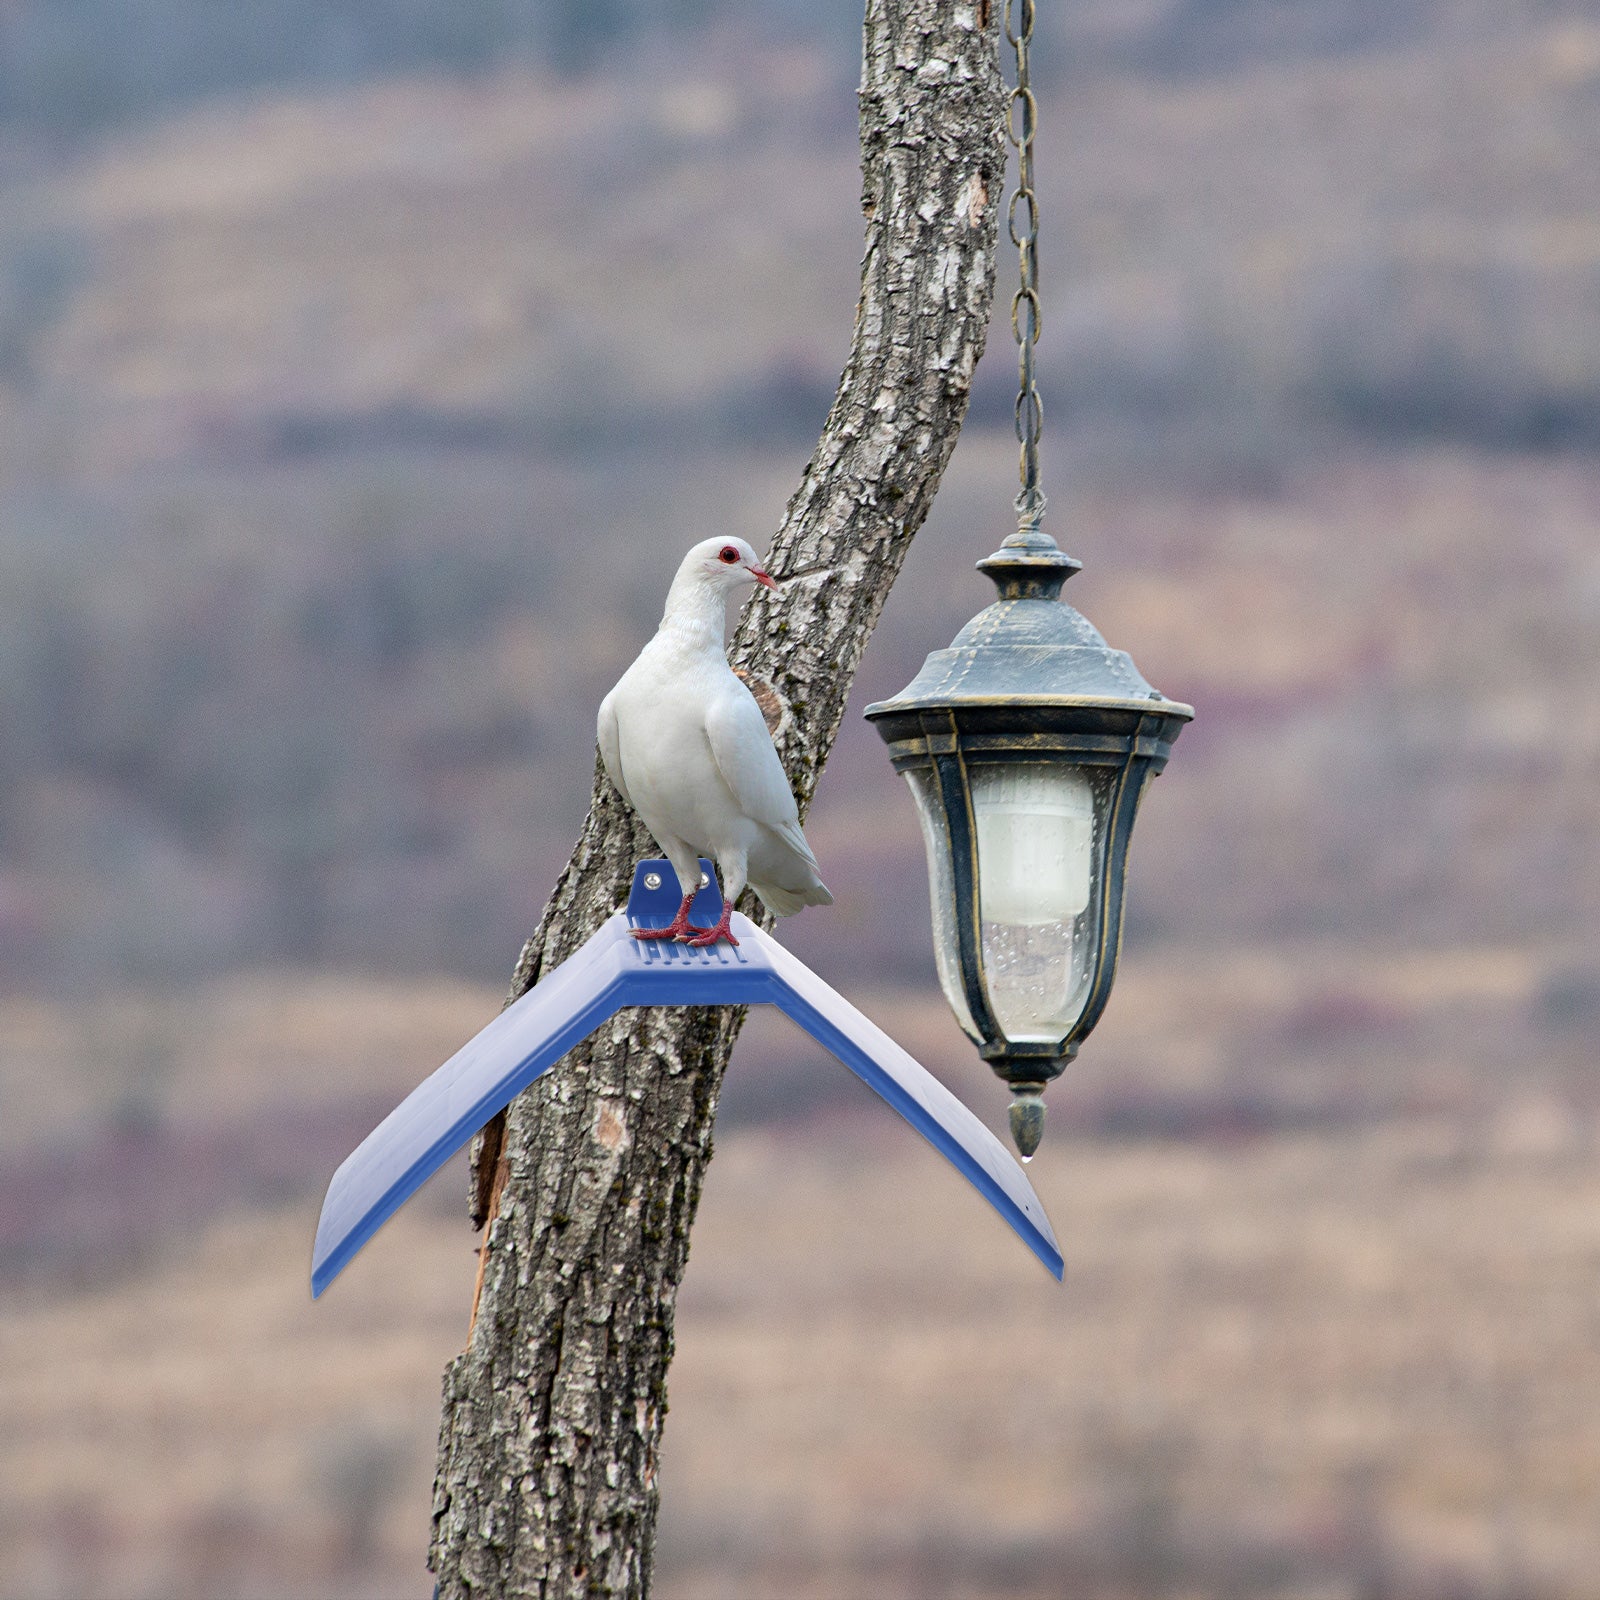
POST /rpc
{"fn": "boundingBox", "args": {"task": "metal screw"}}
[644,873,662,890]
[699,871,710,888]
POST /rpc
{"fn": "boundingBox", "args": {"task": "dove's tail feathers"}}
[752,878,834,918]
[771,818,821,870]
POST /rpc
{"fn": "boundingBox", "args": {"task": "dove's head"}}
[685,536,777,593]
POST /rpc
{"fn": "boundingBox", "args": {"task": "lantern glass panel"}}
[903,766,979,1041]
[971,763,1106,1042]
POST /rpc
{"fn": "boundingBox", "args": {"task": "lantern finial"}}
[1009,1085,1047,1162]
[975,509,1082,602]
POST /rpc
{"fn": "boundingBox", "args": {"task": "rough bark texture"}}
[430,4,1005,1594]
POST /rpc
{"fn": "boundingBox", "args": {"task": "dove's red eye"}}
[718,546,740,564]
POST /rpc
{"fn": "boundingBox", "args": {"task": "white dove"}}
[598,536,833,946]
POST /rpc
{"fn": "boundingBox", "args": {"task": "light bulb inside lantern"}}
[972,764,1101,1042]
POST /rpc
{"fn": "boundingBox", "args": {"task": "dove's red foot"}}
[632,893,699,942]
[685,907,738,948]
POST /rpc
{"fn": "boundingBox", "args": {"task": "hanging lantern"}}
[863,0,1192,1158]
[863,529,1190,1157]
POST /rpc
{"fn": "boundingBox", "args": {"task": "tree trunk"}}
[430,3,1005,1593]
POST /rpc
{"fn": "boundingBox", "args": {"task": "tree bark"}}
[430,4,1005,1594]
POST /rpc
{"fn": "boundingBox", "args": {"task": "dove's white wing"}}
[704,683,818,865]
[596,690,634,809]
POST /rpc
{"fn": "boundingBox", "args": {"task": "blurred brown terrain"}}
[2,1,1600,1596]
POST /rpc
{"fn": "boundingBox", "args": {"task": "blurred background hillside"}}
[2,2,1599,1597]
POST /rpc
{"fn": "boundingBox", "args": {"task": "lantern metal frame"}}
[865,527,1191,1148]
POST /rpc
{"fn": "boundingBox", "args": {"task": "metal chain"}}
[1004,0,1045,536]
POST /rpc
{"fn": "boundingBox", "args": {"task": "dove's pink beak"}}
[749,565,777,589]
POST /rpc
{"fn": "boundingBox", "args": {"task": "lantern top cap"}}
[975,523,1081,602]
[863,524,1193,724]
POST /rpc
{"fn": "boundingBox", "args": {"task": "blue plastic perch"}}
[311,860,1063,1295]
